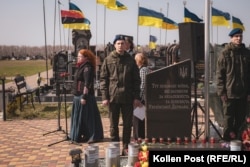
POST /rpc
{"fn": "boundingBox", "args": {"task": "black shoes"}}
[78,135,88,143]
[87,140,97,144]
[121,148,128,156]
[111,137,120,142]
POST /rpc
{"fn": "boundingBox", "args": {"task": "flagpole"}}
[216,26,218,44]
[149,27,151,49]
[204,0,211,139]
[183,0,187,23]
[164,2,169,46]
[210,1,213,44]
[95,1,98,96]
[43,0,49,85]
[159,8,162,45]
[96,3,98,51]
[67,0,70,50]
[53,0,57,53]
[136,2,139,51]
[104,7,106,49]
[183,1,186,7]
[58,1,63,49]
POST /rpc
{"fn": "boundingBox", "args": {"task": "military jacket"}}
[100,50,141,103]
[216,43,250,98]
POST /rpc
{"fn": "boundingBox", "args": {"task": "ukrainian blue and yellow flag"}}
[107,1,127,11]
[211,7,230,27]
[184,7,203,23]
[149,35,157,49]
[232,16,245,31]
[138,7,163,28]
[96,0,116,7]
[162,16,178,30]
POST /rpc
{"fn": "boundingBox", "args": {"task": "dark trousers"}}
[222,98,248,140]
[133,116,145,140]
[109,103,133,148]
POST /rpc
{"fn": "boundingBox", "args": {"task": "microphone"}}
[67,60,74,64]
[58,50,66,54]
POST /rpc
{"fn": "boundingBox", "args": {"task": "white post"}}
[204,0,211,139]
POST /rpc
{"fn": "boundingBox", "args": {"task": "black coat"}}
[71,61,95,96]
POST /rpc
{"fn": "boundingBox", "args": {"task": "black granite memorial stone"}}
[145,59,192,140]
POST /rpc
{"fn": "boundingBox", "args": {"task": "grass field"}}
[5,102,108,120]
[0,60,109,120]
[0,60,52,78]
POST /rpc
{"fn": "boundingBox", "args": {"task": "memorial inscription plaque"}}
[145,59,192,139]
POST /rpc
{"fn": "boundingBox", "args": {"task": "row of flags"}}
[210,7,245,31]
[61,1,245,48]
[61,2,245,31]
[61,1,127,30]
[185,6,245,30]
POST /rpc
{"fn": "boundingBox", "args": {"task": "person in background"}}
[133,52,151,140]
[125,36,135,57]
[100,35,141,155]
[119,36,136,126]
[70,49,104,144]
[216,28,250,141]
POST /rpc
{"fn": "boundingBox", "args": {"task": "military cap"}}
[113,34,126,44]
[228,28,243,37]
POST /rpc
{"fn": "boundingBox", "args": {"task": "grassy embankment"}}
[0,60,50,80]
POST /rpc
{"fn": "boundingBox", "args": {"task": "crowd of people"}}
[69,34,150,155]
[69,27,250,155]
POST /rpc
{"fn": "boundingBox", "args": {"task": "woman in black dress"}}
[70,49,104,143]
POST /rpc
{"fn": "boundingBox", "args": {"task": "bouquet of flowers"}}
[241,117,250,151]
[60,72,70,78]
[134,142,149,167]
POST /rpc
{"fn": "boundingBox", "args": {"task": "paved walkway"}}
[0,70,225,166]
[0,104,224,167]
[0,113,221,167]
[0,117,123,167]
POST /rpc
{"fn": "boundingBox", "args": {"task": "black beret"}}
[228,28,243,37]
[113,35,126,44]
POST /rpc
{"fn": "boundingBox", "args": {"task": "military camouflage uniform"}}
[100,50,141,150]
[216,42,250,140]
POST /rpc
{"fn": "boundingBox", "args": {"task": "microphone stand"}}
[48,61,81,146]
[43,83,64,136]
[43,51,69,136]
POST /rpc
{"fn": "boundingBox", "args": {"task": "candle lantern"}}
[69,148,83,167]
